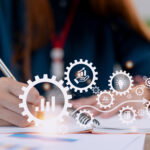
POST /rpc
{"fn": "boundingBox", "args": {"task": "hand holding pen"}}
[0,59,100,128]
[0,59,42,127]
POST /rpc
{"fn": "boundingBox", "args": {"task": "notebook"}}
[0,115,150,134]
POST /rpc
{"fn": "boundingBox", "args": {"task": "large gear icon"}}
[119,106,137,125]
[19,74,72,125]
[96,90,114,109]
[76,109,94,128]
[145,102,150,118]
[64,59,98,93]
[108,70,133,96]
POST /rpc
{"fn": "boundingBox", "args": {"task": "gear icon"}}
[96,90,114,109]
[119,106,137,125]
[135,85,144,96]
[145,102,150,118]
[145,78,150,88]
[92,86,100,94]
[64,59,98,93]
[19,74,72,126]
[108,70,133,96]
[76,109,94,128]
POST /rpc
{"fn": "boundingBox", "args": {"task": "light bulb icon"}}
[108,70,134,96]
[118,79,124,90]
[115,77,128,91]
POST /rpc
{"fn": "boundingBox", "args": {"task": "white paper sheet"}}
[0,134,145,150]
[94,115,150,133]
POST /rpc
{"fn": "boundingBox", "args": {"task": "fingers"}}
[0,92,37,115]
[26,88,41,105]
[71,95,97,109]
[100,110,118,119]
[0,119,13,126]
[71,94,145,119]
[0,77,41,106]
[0,77,24,95]
[71,96,102,117]
[0,106,32,127]
[0,78,42,127]
[86,108,101,116]
[100,101,145,119]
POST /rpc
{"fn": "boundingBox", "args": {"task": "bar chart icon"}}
[35,97,56,112]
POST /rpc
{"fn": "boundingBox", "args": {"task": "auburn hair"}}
[13,0,150,81]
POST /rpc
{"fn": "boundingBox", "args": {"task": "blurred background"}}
[134,0,150,26]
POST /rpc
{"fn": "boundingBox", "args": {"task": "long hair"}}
[13,0,150,80]
[13,0,54,80]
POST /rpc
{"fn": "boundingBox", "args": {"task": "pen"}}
[0,59,16,80]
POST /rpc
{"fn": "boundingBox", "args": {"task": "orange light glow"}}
[125,60,134,69]
[42,83,51,91]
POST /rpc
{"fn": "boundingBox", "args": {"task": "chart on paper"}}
[35,97,56,112]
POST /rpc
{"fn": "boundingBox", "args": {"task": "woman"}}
[0,0,150,127]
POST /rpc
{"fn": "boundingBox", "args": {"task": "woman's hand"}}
[71,85,149,118]
[0,77,41,127]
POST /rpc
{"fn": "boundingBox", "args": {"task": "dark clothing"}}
[0,0,150,97]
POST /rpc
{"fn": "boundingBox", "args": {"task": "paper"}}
[0,134,145,150]
[94,115,150,133]
[63,134,145,150]
[0,115,150,134]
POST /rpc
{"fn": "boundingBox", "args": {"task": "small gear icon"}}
[64,59,98,93]
[96,90,114,109]
[145,78,150,88]
[108,70,133,96]
[135,85,144,96]
[92,86,100,94]
[145,102,150,118]
[76,109,94,128]
[19,74,72,126]
[119,106,137,125]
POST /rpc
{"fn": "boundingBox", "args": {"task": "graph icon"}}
[77,68,87,77]
[35,97,56,112]
[74,67,89,84]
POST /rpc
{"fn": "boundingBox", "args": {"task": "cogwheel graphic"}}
[19,74,72,126]
[64,59,98,93]
[108,70,133,96]
[92,86,100,94]
[119,106,137,125]
[135,85,144,96]
[96,90,114,109]
[145,102,150,118]
[145,78,150,88]
[76,109,94,128]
